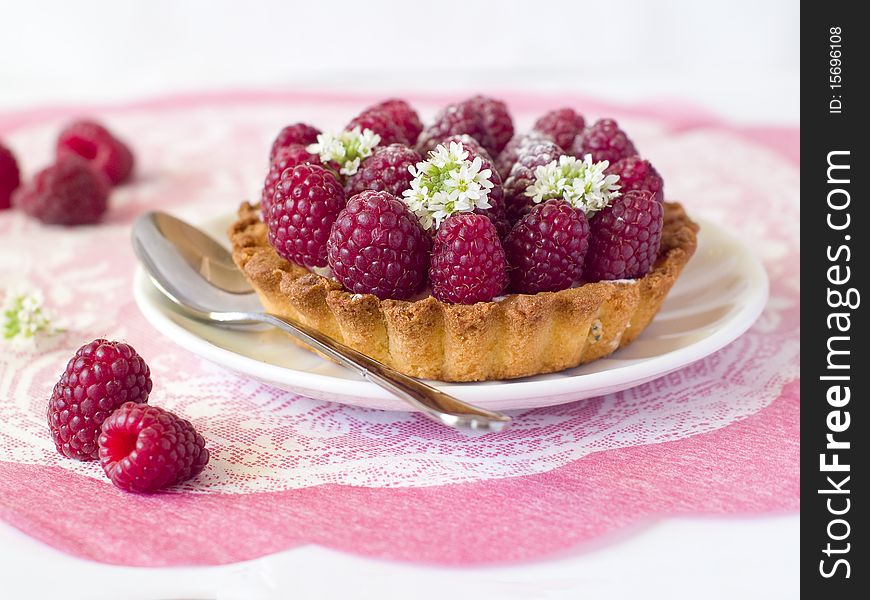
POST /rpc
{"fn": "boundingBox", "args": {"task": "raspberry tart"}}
[230,97,698,382]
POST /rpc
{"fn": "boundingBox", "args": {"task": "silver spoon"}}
[131,211,511,432]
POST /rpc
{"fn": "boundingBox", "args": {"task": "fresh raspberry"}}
[13,157,110,225]
[439,134,509,238]
[460,95,514,155]
[606,156,664,203]
[0,142,20,210]
[364,99,423,145]
[430,213,507,304]
[99,402,209,493]
[416,103,494,157]
[266,164,346,268]
[347,110,407,146]
[261,144,322,215]
[585,190,663,281]
[57,121,133,185]
[502,139,564,223]
[269,123,321,161]
[56,120,134,185]
[345,143,420,198]
[571,118,637,164]
[47,339,152,461]
[503,199,590,294]
[495,131,550,179]
[327,190,430,300]
[533,108,586,151]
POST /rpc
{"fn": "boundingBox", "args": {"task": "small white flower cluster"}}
[307,127,381,176]
[525,154,621,214]
[2,289,60,341]
[402,142,494,230]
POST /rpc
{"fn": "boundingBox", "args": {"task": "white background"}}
[1,0,799,123]
[0,1,799,598]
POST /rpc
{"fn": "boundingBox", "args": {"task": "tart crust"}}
[229,201,699,382]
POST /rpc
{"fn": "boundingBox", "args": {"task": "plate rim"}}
[132,216,769,407]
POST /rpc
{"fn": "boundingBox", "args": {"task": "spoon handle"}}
[252,313,511,432]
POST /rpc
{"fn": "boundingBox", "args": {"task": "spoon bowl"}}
[131,212,262,317]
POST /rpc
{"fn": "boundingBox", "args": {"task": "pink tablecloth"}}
[0,91,799,566]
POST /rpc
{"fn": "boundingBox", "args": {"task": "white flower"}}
[340,157,361,177]
[525,154,621,214]
[307,127,380,176]
[2,289,61,341]
[401,141,494,230]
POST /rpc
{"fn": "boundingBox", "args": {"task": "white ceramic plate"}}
[133,214,768,411]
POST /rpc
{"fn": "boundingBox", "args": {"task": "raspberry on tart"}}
[459,95,514,155]
[438,135,510,238]
[345,144,420,198]
[502,139,564,223]
[606,156,664,203]
[327,190,431,300]
[533,108,586,151]
[362,99,423,146]
[266,163,346,268]
[585,190,664,281]
[504,199,590,294]
[495,130,551,179]
[416,103,495,157]
[347,110,408,146]
[269,123,321,161]
[430,213,508,304]
[261,143,322,215]
[571,118,637,164]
